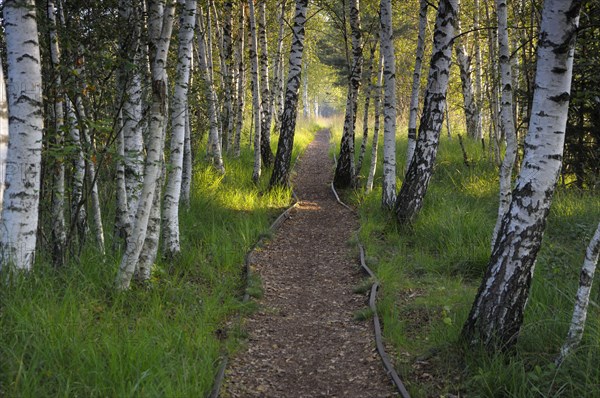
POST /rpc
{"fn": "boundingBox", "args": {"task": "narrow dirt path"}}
[223,129,396,397]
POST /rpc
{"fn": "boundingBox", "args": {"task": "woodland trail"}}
[223,129,396,397]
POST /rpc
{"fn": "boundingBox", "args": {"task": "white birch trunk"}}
[47,0,67,265]
[0,0,44,271]
[356,44,376,177]
[333,0,362,189]
[491,0,518,251]
[394,0,458,222]
[366,52,384,193]
[181,107,192,206]
[302,59,309,118]
[455,16,479,141]
[222,0,234,152]
[116,0,175,290]
[272,0,287,134]
[198,6,225,173]
[233,3,246,158]
[0,58,8,215]
[268,0,309,188]
[248,0,262,183]
[557,222,600,365]
[462,0,582,351]
[258,0,274,166]
[473,0,483,141]
[380,0,397,209]
[66,101,87,253]
[114,125,128,248]
[163,0,196,258]
[406,0,427,173]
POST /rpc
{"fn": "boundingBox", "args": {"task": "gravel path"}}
[223,129,396,397]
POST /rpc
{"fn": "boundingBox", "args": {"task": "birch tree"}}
[248,0,262,183]
[116,0,175,290]
[454,12,479,142]
[333,0,362,189]
[356,43,376,177]
[0,0,44,271]
[233,2,246,158]
[0,58,7,214]
[258,0,274,167]
[222,0,234,152]
[163,0,196,258]
[47,0,67,266]
[462,0,582,351]
[197,5,225,173]
[269,0,309,188]
[406,0,428,173]
[394,0,457,222]
[366,52,384,193]
[472,0,483,141]
[272,0,287,134]
[556,222,600,365]
[490,0,518,250]
[380,0,397,209]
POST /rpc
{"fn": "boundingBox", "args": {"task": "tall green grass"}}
[0,123,317,397]
[347,126,600,396]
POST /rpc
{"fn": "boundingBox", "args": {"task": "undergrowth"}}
[0,121,317,397]
[334,123,600,397]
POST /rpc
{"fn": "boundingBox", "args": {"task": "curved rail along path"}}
[224,129,397,397]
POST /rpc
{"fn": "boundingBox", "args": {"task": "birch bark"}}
[380,0,397,209]
[406,0,428,173]
[163,0,196,258]
[490,0,518,250]
[394,0,457,221]
[0,0,44,271]
[333,0,362,189]
[248,0,262,183]
[366,52,384,193]
[116,0,175,290]
[557,222,600,365]
[258,0,274,167]
[233,2,246,158]
[462,0,582,351]
[269,0,309,188]
[356,43,376,177]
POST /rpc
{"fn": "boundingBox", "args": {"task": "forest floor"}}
[223,129,397,397]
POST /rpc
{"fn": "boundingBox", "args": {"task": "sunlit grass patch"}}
[354,131,600,397]
[0,123,318,397]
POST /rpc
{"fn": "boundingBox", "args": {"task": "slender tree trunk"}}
[0,0,44,272]
[222,0,234,152]
[47,0,67,266]
[233,2,246,158]
[455,15,479,141]
[473,0,483,141]
[490,0,518,250]
[268,0,309,188]
[181,107,192,207]
[406,0,428,172]
[0,59,7,214]
[394,0,458,222]
[333,0,363,189]
[197,6,225,173]
[556,222,600,365]
[356,43,376,177]
[272,0,287,134]
[163,0,196,258]
[302,58,309,118]
[462,0,582,351]
[114,126,128,249]
[258,0,274,167]
[120,0,145,242]
[485,2,501,165]
[248,0,262,183]
[380,0,397,209]
[67,101,87,254]
[366,52,384,193]
[116,0,175,290]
